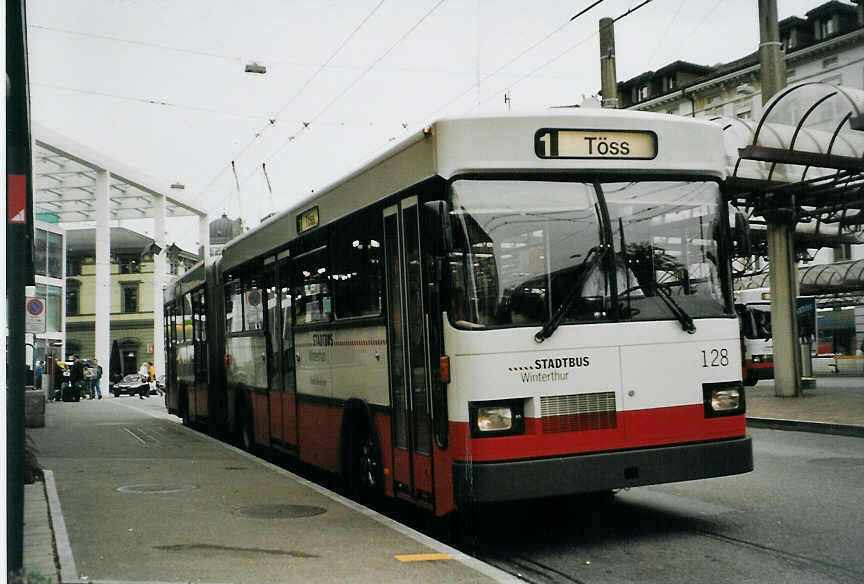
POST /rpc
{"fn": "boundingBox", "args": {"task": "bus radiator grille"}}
[540,392,618,433]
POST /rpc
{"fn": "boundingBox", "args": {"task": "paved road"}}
[457,428,864,583]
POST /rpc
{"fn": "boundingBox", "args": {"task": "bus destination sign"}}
[535,128,657,160]
[297,206,319,233]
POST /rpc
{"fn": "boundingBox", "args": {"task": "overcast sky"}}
[26,0,824,249]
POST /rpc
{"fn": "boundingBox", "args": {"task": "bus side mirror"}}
[422,201,454,256]
[730,206,752,259]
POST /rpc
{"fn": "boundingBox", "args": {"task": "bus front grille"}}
[540,392,618,433]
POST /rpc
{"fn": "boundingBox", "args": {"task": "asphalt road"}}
[455,428,864,584]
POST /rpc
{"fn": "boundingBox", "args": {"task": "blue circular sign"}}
[247,290,261,306]
[27,298,45,316]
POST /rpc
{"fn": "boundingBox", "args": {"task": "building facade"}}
[65,227,198,376]
[615,0,864,355]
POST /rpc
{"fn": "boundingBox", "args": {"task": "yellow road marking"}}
[395,553,453,562]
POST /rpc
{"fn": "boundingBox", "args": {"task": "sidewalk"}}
[22,398,516,584]
[745,374,864,436]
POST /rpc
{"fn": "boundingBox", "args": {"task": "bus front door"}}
[384,199,434,505]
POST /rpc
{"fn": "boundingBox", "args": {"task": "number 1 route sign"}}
[26,297,46,333]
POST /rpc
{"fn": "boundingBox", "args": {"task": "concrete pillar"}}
[153,194,167,378]
[599,17,619,109]
[199,213,210,265]
[767,210,801,397]
[94,170,111,395]
[758,0,786,103]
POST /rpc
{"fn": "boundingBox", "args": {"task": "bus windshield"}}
[446,179,731,329]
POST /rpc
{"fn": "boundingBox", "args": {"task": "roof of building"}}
[66,226,198,259]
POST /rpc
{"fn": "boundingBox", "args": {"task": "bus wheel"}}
[346,427,381,502]
[240,408,255,453]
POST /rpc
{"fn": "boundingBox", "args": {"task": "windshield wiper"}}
[534,246,605,343]
[655,284,696,334]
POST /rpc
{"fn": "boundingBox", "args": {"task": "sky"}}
[25,0,826,251]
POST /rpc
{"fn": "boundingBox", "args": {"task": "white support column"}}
[94,170,111,395]
[198,213,210,265]
[153,194,167,379]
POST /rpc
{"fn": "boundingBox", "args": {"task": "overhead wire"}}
[199,0,388,204]
[423,0,608,122]
[207,0,447,216]
[467,0,655,112]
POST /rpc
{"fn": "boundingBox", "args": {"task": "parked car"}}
[110,374,150,397]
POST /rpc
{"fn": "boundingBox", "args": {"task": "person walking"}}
[137,362,150,399]
[147,362,157,396]
[69,355,85,402]
[34,360,43,390]
[92,358,103,400]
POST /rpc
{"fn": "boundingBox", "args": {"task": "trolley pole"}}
[759,0,799,397]
[599,17,618,108]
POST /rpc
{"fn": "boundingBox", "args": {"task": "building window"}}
[34,229,47,276]
[67,280,80,316]
[637,85,649,101]
[121,283,139,313]
[835,244,852,261]
[116,254,141,274]
[47,232,63,278]
[820,18,836,39]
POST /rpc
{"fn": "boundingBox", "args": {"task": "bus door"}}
[384,198,434,503]
[191,289,208,418]
[265,256,298,449]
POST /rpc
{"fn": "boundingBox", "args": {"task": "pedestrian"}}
[147,362,156,395]
[34,360,43,390]
[55,359,68,401]
[137,362,150,399]
[92,358,103,400]
[69,355,85,402]
[59,360,72,401]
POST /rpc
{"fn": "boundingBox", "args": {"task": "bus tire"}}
[343,419,381,503]
[239,404,255,453]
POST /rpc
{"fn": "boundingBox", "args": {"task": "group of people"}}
[52,355,103,402]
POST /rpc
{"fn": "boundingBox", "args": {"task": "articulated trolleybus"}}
[164,109,752,517]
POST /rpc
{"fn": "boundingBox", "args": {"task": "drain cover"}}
[116,483,198,494]
[234,504,326,519]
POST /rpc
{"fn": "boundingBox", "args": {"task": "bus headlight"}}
[469,400,525,437]
[702,382,745,417]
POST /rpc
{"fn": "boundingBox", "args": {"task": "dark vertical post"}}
[7,0,36,572]
[599,17,618,108]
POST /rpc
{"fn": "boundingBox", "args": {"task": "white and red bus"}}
[734,288,774,386]
[164,109,752,516]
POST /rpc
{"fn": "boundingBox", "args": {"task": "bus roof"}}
[220,109,726,273]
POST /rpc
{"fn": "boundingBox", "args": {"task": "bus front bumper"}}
[453,436,753,504]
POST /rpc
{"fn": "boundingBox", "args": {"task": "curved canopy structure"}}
[717,83,864,241]
[736,258,864,299]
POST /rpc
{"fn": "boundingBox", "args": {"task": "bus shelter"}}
[719,82,864,396]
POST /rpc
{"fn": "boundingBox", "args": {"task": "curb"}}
[747,417,864,438]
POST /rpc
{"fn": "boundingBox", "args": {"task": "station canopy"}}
[718,83,864,242]
[32,123,206,224]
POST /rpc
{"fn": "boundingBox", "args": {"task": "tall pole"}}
[759,0,799,397]
[7,0,35,572]
[599,17,618,108]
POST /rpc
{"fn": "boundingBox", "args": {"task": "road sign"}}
[25,297,46,333]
